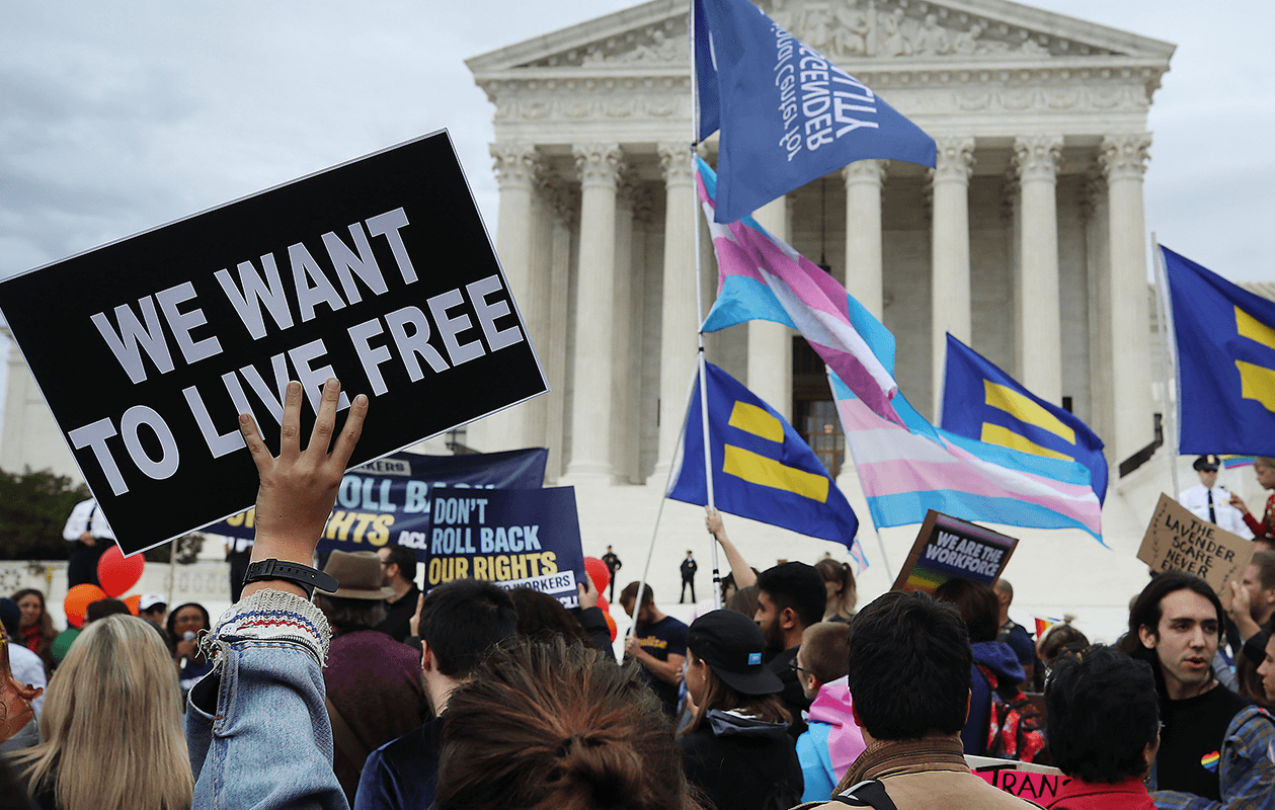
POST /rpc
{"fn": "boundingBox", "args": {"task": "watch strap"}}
[242,559,338,599]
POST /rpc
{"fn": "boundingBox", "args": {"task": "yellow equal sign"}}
[1235,305,1275,412]
[723,401,829,502]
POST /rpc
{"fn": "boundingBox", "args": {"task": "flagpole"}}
[1152,232,1181,499]
[630,364,703,638]
[688,0,722,610]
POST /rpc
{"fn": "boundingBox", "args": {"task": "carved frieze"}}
[516,0,1125,71]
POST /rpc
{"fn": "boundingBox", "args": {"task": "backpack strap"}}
[831,780,900,810]
[325,695,370,767]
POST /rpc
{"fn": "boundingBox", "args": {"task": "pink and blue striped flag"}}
[826,279,1103,541]
[696,156,903,427]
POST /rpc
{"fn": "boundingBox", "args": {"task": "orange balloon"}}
[64,584,107,629]
[122,594,142,616]
[603,609,617,642]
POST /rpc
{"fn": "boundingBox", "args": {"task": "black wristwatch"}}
[242,559,339,599]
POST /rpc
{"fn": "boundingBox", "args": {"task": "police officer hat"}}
[1193,454,1221,472]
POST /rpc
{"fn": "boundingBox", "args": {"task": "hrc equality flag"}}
[940,334,1108,504]
[696,156,903,427]
[831,295,1102,541]
[667,361,863,563]
[1163,245,1275,456]
[693,0,935,223]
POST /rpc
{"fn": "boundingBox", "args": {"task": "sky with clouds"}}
[0,0,1271,427]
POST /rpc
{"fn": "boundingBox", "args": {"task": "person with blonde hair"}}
[13,614,192,810]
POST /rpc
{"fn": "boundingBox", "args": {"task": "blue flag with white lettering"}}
[668,361,862,560]
[693,0,936,224]
[1163,245,1275,456]
[940,334,1107,505]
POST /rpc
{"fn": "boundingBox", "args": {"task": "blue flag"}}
[1163,245,1275,456]
[939,334,1108,505]
[668,361,862,559]
[693,0,936,223]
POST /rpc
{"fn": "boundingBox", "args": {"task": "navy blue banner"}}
[423,487,584,608]
[211,448,548,558]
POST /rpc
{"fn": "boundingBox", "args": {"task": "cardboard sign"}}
[0,131,548,555]
[1138,493,1255,596]
[891,510,1018,594]
[422,487,585,609]
[212,448,549,559]
[966,756,1069,803]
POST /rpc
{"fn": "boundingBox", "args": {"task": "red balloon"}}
[596,594,610,614]
[97,545,145,597]
[64,584,107,629]
[122,594,142,616]
[584,557,610,594]
[603,610,617,641]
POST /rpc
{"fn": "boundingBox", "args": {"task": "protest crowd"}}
[0,379,1268,810]
[1,0,1273,807]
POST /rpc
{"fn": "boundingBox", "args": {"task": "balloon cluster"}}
[62,545,146,629]
[583,557,617,641]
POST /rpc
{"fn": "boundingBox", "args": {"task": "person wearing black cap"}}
[679,609,802,810]
[1179,455,1253,538]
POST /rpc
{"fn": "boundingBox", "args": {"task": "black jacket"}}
[679,710,803,810]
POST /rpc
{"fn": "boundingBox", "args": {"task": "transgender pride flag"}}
[695,156,903,427]
[826,294,1103,541]
[835,379,1103,541]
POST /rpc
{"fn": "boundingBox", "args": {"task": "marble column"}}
[610,174,638,482]
[1100,133,1154,466]
[541,175,578,483]
[482,142,544,451]
[1012,135,1064,403]
[842,160,888,321]
[563,143,625,481]
[930,136,975,416]
[749,197,793,421]
[648,143,699,485]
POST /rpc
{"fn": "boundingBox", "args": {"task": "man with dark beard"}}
[755,562,826,739]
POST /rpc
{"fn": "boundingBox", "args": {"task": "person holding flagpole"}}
[1234,457,1275,540]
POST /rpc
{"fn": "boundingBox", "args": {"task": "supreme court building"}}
[464,0,1174,490]
[8,0,1247,632]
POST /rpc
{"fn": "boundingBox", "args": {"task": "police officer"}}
[1179,454,1253,538]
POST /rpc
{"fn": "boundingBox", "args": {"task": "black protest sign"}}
[891,510,1018,595]
[423,487,585,609]
[0,131,547,555]
[1138,493,1254,596]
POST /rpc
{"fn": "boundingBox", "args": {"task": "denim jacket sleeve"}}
[186,589,349,810]
[1151,705,1275,810]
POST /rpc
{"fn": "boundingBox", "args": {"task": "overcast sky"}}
[1,1,1272,424]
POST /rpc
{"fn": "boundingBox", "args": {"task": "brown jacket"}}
[797,734,1042,810]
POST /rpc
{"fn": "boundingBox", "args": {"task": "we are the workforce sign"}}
[0,131,547,555]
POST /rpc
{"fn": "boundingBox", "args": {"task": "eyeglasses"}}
[788,658,810,676]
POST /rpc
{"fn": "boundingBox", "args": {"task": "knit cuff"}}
[212,589,331,663]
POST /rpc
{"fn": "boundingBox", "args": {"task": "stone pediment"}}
[466,0,1175,74]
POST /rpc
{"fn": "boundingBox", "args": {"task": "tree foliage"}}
[0,468,90,561]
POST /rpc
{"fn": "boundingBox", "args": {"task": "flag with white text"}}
[693,0,936,223]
